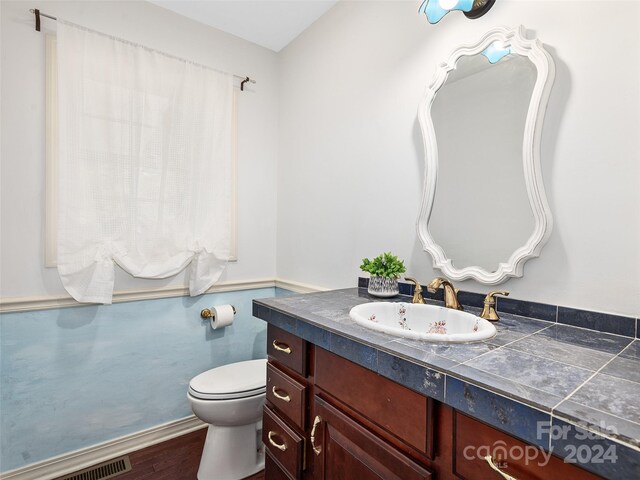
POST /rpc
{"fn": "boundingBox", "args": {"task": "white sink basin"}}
[349,302,496,343]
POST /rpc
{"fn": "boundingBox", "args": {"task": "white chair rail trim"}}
[0,278,325,313]
[274,278,329,294]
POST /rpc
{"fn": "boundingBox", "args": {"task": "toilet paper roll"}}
[210,304,235,330]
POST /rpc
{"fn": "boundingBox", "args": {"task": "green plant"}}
[360,252,406,278]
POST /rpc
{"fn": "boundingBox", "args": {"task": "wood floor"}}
[56,429,265,480]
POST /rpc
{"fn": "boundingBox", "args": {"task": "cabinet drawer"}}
[267,362,307,430]
[453,412,602,480]
[267,325,307,376]
[315,347,432,455]
[265,450,294,480]
[263,405,305,479]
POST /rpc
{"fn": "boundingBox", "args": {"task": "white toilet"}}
[188,358,267,480]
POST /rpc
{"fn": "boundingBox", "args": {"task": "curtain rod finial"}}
[33,8,41,31]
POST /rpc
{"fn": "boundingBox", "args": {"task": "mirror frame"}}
[417,25,555,285]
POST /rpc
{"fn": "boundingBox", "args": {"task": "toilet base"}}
[197,421,264,480]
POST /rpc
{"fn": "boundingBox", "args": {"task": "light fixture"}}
[481,41,511,64]
[419,0,497,24]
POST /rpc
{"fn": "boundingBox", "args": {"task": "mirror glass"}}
[417,27,555,284]
[429,53,536,272]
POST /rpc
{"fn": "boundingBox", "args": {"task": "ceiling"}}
[149,0,339,52]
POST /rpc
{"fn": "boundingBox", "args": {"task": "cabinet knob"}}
[267,431,288,452]
[311,415,322,456]
[484,456,518,480]
[272,340,292,354]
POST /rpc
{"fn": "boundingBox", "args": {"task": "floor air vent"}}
[57,456,132,480]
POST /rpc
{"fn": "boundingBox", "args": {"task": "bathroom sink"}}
[349,302,496,343]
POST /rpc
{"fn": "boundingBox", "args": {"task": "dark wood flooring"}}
[56,428,265,480]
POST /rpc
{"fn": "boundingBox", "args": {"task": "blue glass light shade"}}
[481,41,512,64]
[419,0,475,24]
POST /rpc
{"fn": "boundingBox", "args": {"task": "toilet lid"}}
[189,359,267,400]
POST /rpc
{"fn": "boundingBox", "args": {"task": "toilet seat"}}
[189,386,265,401]
[188,359,267,401]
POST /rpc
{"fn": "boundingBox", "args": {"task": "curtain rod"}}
[29,8,257,91]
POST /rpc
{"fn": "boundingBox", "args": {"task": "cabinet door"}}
[310,396,432,480]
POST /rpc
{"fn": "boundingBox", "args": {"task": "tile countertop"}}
[253,288,640,479]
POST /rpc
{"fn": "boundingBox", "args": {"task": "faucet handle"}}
[480,291,510,321]
[404,277,425,304]
[426,276,448,293]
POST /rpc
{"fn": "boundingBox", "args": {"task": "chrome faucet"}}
[404,277,425,304]
[427,277,463,310]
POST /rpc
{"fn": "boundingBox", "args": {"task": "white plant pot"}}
[367,276,399,298]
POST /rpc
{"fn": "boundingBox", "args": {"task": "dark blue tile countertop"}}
[253,287,640,479]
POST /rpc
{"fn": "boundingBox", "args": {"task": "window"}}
[45,35,238,268]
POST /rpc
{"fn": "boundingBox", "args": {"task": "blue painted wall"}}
[0,287,279,472]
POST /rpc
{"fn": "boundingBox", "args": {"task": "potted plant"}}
[360,252,406,297]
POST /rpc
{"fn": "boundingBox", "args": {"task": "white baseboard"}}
[0,416,206,480]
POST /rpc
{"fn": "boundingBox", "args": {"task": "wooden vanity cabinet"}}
[264,325,433,479]
[263,324,601,480]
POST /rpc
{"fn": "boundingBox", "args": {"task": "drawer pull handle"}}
[268,431,288,452]
[272,386,291,402]
[311,415,322,456]
[272,340,292,354]
[484,456,517,480]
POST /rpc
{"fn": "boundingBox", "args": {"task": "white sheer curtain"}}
[56,20,233,304]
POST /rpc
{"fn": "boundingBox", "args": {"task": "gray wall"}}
[276,0,640,316]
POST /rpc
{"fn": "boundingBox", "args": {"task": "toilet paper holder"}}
[200,306,236,319]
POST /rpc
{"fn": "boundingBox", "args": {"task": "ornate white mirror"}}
[417,25,555,285]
